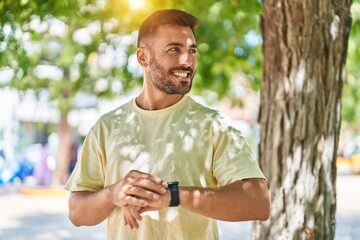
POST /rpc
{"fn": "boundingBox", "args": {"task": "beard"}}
[148,56,195,95]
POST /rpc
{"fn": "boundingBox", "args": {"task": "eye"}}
[189,49,197,55]
[169,47,180,52]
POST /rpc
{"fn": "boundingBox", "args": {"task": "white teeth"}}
[173,72,188,78]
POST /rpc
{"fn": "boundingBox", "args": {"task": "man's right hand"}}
[68,170,168,227]
[110,170,168,208]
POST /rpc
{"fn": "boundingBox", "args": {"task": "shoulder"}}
[187,96,220,118]
[186,96,234,131]
[91,99,134,132]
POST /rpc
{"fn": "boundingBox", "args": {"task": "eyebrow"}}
[165,42,197,48]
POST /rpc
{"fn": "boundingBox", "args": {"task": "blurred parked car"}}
[337,137,360,175]
[0,152,34,187]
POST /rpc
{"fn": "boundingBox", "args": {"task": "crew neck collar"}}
[132,95,189,117]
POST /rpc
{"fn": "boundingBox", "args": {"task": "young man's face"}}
[144,24,197,95]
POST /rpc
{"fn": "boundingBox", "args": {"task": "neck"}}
[136,88,184,110]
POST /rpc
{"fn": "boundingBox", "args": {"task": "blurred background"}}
[0,0,359,239]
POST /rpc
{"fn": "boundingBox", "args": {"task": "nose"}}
[179,52,195,67]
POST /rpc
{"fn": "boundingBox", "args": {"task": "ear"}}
[136,47,148,67]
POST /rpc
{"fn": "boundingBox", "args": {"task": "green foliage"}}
[1,0,130,112]
[0,0,263,112]
[1,0,358,129]
[0,0,84,28]
[96,0,264,96]
[173,1,263,96]
[342,0,360,130]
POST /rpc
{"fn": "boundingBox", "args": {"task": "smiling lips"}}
[173,71,190,78]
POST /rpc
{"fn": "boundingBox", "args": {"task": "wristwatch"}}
[167,181,180,207]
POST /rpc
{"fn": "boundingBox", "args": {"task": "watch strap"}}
[168,181,180,207]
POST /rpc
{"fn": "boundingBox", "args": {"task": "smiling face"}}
[139,24,197,95]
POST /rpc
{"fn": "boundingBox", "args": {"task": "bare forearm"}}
[68,170,168,227]
[68,188,115,226]
[179,179,270,221]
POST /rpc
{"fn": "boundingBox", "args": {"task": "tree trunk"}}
[253,0,352,239]
[52,111,72,186]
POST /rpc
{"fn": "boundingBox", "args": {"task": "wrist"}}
[178,186,188,208]
[102,185,117,207]
[106,184,117,207]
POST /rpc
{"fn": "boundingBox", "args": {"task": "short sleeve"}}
[65,128,106,192]
[212,124,265,186]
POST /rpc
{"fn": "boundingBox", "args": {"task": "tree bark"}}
[253,0,352,239]
[52,111,72,186]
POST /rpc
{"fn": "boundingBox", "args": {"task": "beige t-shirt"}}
[65,96,265,240]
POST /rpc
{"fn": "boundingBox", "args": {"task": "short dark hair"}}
[137,9,199,47]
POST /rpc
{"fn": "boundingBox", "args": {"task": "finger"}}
[124,213,131,229]
[124,185,162,201]
[127,170,167,188]
[123,195,149,207]
[138,206,157,214]
[124,208,136,229]
[130,206,142,221]
[127,210,139,229]
[131,178,167,195]
[122,179,166,199]
[138,207,151,216]
[124,215,130,228]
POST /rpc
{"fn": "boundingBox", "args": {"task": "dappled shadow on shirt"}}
[80,97,263,237]
[100,98,256,188]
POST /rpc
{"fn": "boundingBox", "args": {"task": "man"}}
[65,9,270,240]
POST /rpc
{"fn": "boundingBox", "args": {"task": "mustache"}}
[170,66,194,75]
